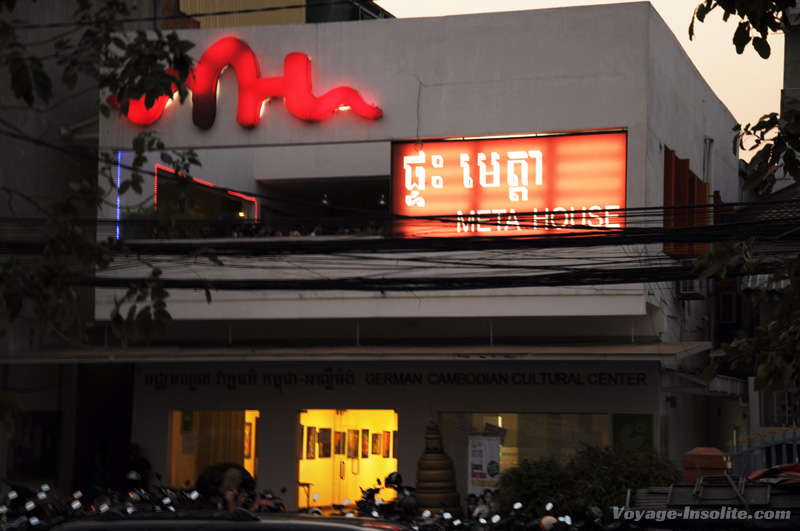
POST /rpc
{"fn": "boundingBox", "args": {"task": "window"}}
[440,412,609,471]
[167,409,260,488]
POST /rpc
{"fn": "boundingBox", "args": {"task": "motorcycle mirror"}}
[73,491,83,499]
[557,517,565,522]
[281,487,287,494]
[189,491,200,500]
[0,506,7,514]
[564,516,572,526]
[444,512,452,520]
[513,502,523,510]
[372,511,379,518]
[8,491,17,500]
[25,501,35,512]
[545,503,553,511]
[29,517,40,526]
[453,519,462,526]
[491,515,501,524]
[99,503,109,513]
[479,518,487,524]
[40,485,49,493]
[422,510,432,518]
[36,492,46,500]
[126,507,135,514]
[313,493,320,502]
[376,498,383,506]
[343,499,351,506]
[71,501,82,511]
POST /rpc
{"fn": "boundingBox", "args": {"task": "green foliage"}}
[734,110,800,195]
[701,262,800,392]
[495,445,681,518]
[495,456,577,518]
[110,268,171,348]
[0,1,202,346]
[690,1,800,396]
[7,51,51,106]
[2,1,195,113]
[694,235,800,394]
[695,239,759,281]
[690,0,796,58]
[100,28,195,115]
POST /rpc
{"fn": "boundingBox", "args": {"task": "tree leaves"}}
[753,36,771,58]
[2,0,195,112]
[100,27,195,114]
[0,0,202,347]
[110,269,172,347]
[7,52,52,106]
[733,21,751,54]
[690,0,796,58]
[496,445,681,519]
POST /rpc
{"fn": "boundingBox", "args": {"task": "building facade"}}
[4,2,749,510]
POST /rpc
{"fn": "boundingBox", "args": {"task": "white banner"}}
[468,436,502,496]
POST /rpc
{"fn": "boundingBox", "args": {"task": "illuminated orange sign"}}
[391,132,627,237]
[108,37,383,128]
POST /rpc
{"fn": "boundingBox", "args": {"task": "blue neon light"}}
[116,150,121,240]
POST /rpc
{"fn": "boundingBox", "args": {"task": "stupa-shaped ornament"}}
[415,420,463,516]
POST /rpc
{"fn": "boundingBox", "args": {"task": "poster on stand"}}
[468,436,501,497]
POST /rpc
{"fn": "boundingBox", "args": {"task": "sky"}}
[374,0,783,131]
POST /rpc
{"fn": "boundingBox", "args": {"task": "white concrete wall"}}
[646,6,740,206]
[641,5,740,345]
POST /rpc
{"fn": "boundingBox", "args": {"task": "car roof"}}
[54,512,416,531]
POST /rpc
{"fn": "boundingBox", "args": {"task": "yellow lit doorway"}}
[167,409,260,488]
[298,410,397,510]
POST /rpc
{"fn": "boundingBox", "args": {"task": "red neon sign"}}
[154,164,258,222]
[392,132,627,238]
[109,37,383,128]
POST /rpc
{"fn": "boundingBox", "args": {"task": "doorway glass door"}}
[167,409,260,489]
[298,409,397,510]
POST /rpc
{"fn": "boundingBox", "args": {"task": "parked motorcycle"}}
[382,472,418,521]
[356,479,383,518]
[297,492,323,515]
[332,498,355,517]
